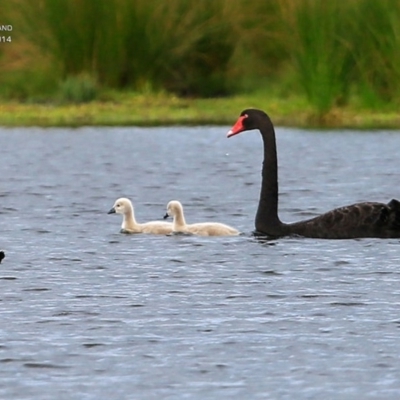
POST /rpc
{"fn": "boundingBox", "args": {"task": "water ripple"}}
[0,126,399,399]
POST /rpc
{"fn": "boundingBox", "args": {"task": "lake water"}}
[0,125,399,400]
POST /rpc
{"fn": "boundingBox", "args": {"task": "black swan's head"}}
[227,109,270,138]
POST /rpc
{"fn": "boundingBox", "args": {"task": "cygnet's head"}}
[108,198,133,215]
[163,200,182,219]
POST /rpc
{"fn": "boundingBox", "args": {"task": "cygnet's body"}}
[108,198,173,234]
[164,200,239,236]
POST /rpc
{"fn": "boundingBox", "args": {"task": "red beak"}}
[227,115,247,138]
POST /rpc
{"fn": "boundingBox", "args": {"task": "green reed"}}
[114,0,236,96]
[348,0,400,108]
[282,0,400,112]
[281,1,354,114]
[2,0,400,113]
[9,0,236,97]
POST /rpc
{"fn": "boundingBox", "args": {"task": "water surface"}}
[0,126,399,399]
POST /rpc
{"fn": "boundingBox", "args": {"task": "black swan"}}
[227,109,400,239]
[0,251,4,263]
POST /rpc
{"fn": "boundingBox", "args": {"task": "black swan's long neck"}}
[255,116,286,236]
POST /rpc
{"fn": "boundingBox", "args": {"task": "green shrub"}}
[58,74,98,103]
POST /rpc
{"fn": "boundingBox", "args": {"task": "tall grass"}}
[280,1,354,114]
[2,0,400,112]
[19,0,121,83]
[280,0,400,113]
[115,0,236,96]
[228,0,289,92]
[349,0,400,107]
[12,0,236,97]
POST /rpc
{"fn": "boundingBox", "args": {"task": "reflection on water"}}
[0,126,400,399]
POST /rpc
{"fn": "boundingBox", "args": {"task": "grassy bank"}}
[1,92,400,129]
[2,0,400,125]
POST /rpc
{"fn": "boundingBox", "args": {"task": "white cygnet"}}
[164,200,239,236]
[108,198,173,234]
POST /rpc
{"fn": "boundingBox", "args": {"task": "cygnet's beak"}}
[108,207,116,214]
[163,212,170,220]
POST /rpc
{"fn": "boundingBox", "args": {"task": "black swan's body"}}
[227,109,400,239]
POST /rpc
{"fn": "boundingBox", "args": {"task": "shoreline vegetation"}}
[1,92,400,129]
[2,0,400,129]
